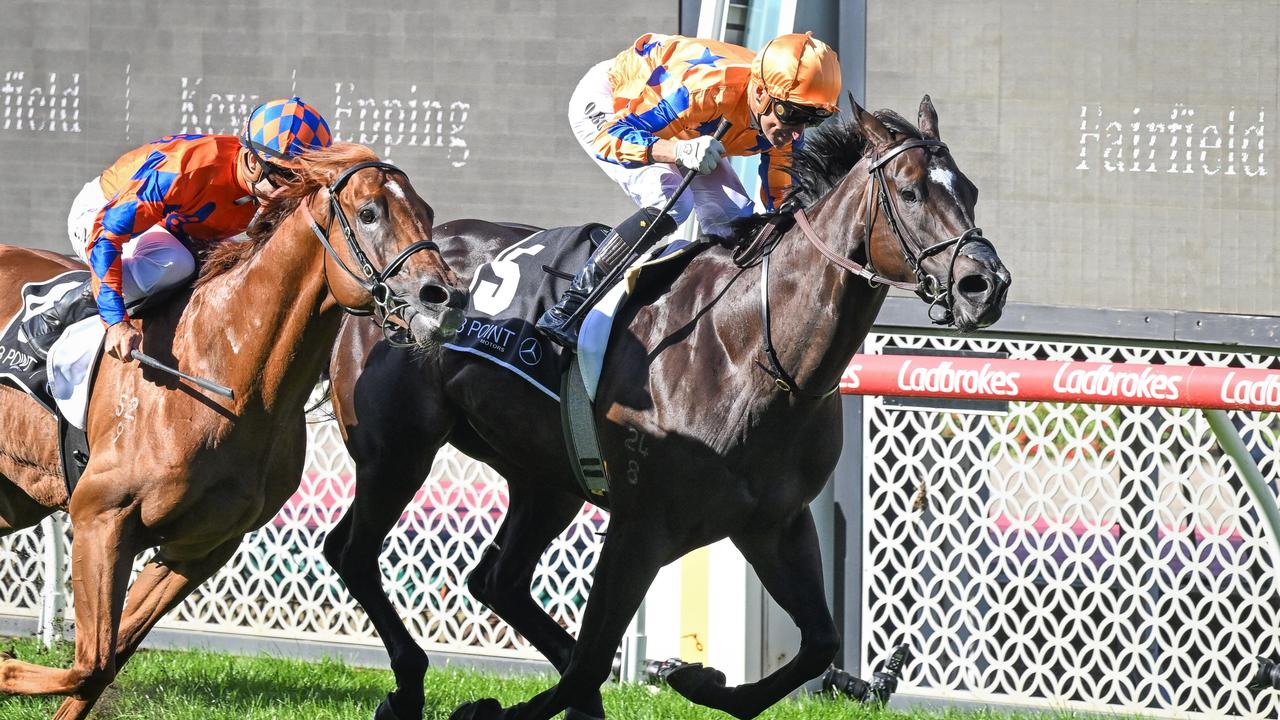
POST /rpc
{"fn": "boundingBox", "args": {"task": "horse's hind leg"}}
[324,435,444,720]
[450,520,667,720]
[0,504,142,718]
[49,537,243,720]
[466,482,604,719]
[665,506,839,719]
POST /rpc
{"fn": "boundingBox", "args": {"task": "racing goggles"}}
[239,136,301,187]
[769,97,834,127]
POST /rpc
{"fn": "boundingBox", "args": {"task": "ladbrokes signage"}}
[1051,363,1182,402]
[841,354,1280,413]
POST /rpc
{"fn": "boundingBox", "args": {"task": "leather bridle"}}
[301,161,441,346]
[798,137,994,322]
[757,137,995,398]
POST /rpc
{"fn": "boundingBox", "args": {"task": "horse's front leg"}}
[665,505,839,719]
[0,498,141,720]
[323,443,443,720]
[50,537,243,719]
[465,481,604,719]
[449,520,667,720]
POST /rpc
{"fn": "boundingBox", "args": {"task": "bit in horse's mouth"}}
[408,305,463,343]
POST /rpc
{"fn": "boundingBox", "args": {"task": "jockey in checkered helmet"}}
[238,97,334,195]
[40,97,333,366]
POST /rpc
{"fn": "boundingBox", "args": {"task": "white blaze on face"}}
[385,179,430,239]
[928,164,973,225]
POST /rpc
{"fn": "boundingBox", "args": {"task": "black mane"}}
[723,109,921,241]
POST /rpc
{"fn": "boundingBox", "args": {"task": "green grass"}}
[0,636,1123,719]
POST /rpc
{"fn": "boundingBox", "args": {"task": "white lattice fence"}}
[0,410,606,660]
[0,521,48,620]
[860,332,1280,720]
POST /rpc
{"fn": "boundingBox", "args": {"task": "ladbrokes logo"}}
[1052,363,1181,401]
[1220,372,1280,407]
[896,360,1021,396]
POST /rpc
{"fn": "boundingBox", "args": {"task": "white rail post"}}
[619,600,646,683]
[1202,409,1280,569]
[38,512,67,648]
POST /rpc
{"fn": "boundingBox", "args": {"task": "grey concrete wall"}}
[866,0,1278,316]
[0,0,677,253]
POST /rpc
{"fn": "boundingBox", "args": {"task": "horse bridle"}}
[302,160,440,346]
[802,137,994,321]
[758,137,994,397]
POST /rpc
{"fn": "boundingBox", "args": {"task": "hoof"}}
[375,693,403,720]
[0,649,14,661]
[449,698,503,720]
[663,662,728,706]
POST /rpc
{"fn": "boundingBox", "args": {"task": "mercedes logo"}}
[518,337,543,366]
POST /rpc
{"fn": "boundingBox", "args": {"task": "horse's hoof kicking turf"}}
[449,698,503,720]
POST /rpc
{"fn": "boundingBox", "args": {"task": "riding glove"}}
[674,137,726,175]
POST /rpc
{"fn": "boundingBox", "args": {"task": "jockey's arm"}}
[646,139,681,164]
[591,86,724,169]
[86,194,165,326]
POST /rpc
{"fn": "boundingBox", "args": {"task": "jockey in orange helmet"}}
[538,32,841,350]
[31,97,332,363]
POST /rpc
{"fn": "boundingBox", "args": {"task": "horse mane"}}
[195,143,382,288]
[724,109,921,241]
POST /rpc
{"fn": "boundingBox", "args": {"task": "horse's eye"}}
[900,188,919,203]
[359,208,377,224]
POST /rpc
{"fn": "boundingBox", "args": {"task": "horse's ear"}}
[918,94,940,140]
[849,93,892,148]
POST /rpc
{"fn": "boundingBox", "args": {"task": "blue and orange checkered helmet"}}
[239,97,332,166]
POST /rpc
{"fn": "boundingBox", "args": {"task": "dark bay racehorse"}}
[323,97,1011,720]
[0,144,464,720]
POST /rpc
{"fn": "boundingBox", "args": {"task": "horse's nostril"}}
[956,274,990,298]
[419,283,450,306]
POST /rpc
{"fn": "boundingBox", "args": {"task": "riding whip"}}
[562,118,733,329]
[132,350,235,400]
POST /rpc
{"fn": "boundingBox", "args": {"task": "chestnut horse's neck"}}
[754,159,887,397]
[175,205,338,415]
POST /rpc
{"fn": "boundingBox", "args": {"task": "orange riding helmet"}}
[750,32,842,122]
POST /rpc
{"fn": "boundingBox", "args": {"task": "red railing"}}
[841,354,1280,412]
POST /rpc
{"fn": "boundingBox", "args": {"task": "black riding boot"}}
[23,278,97,360]
[536,207,677,350]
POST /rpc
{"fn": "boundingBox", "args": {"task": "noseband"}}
[302,160,440,345]
[758,137,994,398]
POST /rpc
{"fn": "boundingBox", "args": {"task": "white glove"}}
[674,136,726,175]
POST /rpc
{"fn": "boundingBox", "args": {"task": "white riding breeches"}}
[67,176,197,304]
[568,61,754,238]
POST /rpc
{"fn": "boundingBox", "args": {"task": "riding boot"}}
[536,206,677,350]
[23,278,97,360]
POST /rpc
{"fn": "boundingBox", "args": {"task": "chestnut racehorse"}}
[324,98,1011,720]
[0,143,464,720]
